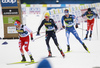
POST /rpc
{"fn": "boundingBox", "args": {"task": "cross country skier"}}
[82,8,98,40]
[61,9,90,53]
[14,20,34,62]
[36,12,65,57]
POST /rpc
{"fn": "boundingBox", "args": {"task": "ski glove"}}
[75,24,78,28]
[62,26,65,29]
[81,15,84,17]
[55,28,58,32]
[36,32,40,36]
[31,37,34,42]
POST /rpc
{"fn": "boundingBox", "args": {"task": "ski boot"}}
[21,55,26,62]
[30,55,34,62]
[48,50,52,57]
[84,35,88,40]
[60,50,65,58]
[82,43,90,53]
[29,55,34,62]
[67,45,70,52]
[89,34,92,41]
[56,45,65,57]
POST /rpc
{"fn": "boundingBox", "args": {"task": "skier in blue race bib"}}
[61,9,90,53]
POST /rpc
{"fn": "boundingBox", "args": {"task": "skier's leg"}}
[24,36,34,62]
[51,32,65,57]
[87,20,91,31]
[84,20,90,39]
[51,32,59,46]
[84,31,89,40]
[45,34,52,57]
[65,30,70,51]
[71,27,83,44]
[90,19,94,38]
[71,28,90,53]
[19,38,26,61]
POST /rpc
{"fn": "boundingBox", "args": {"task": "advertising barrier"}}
[1,0,22,39]
[1,0,18,7]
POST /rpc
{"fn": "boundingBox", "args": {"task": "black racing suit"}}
[37,18,60,51]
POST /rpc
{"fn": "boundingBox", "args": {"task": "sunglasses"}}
[64,11,69,13]
[88,11,91,13]
[14,23,18,26]
[45,16,49,18]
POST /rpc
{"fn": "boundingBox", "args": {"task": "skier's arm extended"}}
[37,20,44,35]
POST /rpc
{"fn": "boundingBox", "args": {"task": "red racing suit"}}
[16,25,32,53]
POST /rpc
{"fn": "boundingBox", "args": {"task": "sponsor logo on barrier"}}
[2,0,16,4]
[22,7,26,14]
[7,26,18,34]
[1,0,17,7]
[2,9,19,15]
[29,7,40,14]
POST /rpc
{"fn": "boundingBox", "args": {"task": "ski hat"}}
[45,12,50,17]
[64,9,69,15]
[88,8,91,12]
[14,20,21,26]
[37,58,51,68]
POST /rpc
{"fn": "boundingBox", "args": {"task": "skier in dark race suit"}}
[37,12,65,57]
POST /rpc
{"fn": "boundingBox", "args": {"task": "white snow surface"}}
[0,19,100,68]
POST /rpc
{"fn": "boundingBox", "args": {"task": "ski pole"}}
[96,17,98,40]
[78,27,87,31]
[34,35,45,41]
[33,31,45,34]
[34,29,63,41]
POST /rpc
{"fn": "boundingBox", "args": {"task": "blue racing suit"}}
[61,14,83,45]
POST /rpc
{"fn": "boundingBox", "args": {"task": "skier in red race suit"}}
[82,8,98,40]
[14,20,34,62]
